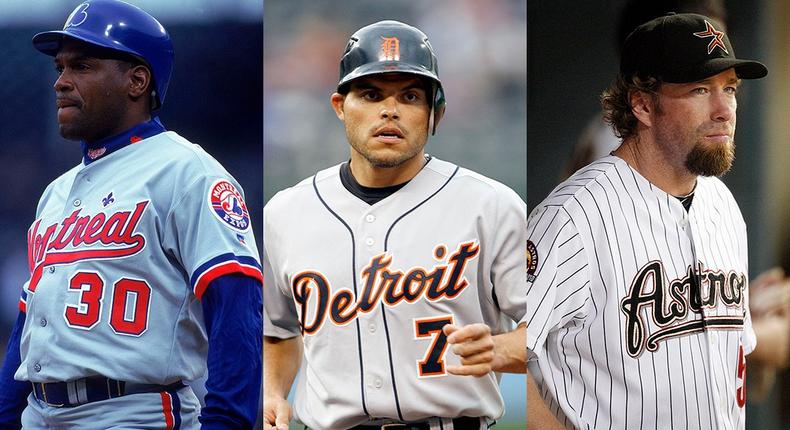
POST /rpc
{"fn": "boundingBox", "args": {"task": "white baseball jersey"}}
[264,157,526,429]
[16,130,261,385]
[526,155,754,430]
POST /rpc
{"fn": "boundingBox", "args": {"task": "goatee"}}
[685,140,735,177]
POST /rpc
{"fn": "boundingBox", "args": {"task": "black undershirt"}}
[676,193,694,212]
[339,156,431,205]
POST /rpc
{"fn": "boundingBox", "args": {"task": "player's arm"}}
[0,310,31,429]
[263,335,301,430]
[443,322,526,375]
[445,186,529,376]
[199,274,262,430]
[527,372,565,430]
[525,203,590,426]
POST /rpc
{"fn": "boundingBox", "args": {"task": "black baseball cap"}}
[621,13,767,83]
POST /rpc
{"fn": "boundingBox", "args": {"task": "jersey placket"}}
[686,204,729,430]
[25,165,93,381]
[356,207,401,418]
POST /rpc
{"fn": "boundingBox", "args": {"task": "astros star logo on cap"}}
[692,20,728,55]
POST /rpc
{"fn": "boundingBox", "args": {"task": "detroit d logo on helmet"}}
[379,36,400,61]
[208,180,250,232]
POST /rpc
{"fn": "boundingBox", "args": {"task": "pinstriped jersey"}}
[15,131,262,385]
[264,157,527,430]
[526,155,753,430]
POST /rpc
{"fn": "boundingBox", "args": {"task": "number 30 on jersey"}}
[64,270,151,336]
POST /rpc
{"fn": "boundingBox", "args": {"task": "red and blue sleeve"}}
[190,253,262,300]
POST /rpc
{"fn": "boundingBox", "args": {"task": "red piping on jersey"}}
[193,261,263,299]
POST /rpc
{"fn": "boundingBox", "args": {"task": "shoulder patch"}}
[527,240,538,282]
[208,179,250,232]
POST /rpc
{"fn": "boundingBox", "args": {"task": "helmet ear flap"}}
[430,85,446,136]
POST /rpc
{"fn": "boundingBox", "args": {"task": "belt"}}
[32,376,184,408]
[350,416,481,430]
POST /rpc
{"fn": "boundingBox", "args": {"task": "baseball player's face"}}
[331,74,430,170]
[651,68,739,177]
[53,40,137,143]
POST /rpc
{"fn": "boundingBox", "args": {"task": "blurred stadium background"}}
[264,0,526,428]
[0,0,263,424]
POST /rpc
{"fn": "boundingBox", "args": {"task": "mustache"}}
[698,124,733,136]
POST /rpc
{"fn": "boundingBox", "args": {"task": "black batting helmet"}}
[338,20,446,135]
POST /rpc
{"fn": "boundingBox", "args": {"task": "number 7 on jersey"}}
[414,315,454,377]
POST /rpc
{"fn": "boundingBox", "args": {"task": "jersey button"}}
[33,363,41,372]
[73,199,81,207]
[374,377,382,388]
[365,237,375,246]
[39,318,47,327]
[368,323,376,333]
[365,214,376,223]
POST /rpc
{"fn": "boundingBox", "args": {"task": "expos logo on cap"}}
[64,2,90,29]
[209,179,250,232]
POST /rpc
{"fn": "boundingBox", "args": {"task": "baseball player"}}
[0,1,262,429]
[527,13,766,430]
[263,20,527,430]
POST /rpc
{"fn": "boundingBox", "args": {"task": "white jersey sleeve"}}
[489,185,528,326]
[526,203,591,354]
[262,207,302,339]
[730,187,755,354]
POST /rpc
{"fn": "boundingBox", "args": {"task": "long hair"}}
[601,74,662,141]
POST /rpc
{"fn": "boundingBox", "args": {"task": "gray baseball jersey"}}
[264,157,527,429]
[16,131,262,385]
[527,156,753,430]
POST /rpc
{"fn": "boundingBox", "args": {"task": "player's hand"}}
[263,396,292,430]
[444,323,503,377]
[750,270,790,369]
[750,267,790,317]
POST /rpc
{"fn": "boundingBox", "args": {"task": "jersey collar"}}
[80,117,166,165]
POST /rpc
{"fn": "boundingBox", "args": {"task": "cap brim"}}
[732,60,769,80]
[33,29,121,57]
[32,31,69,56]
[664,57,768,83]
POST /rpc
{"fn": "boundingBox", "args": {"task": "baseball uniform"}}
[527,155,753,430]
[264,157,527,429]
[1,2,263,428]
[6,120,262,429]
